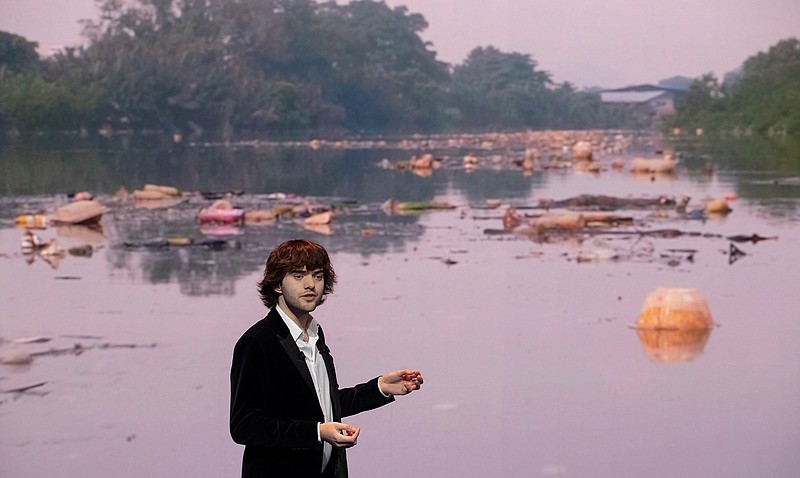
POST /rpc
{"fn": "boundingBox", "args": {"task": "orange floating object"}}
[15,214,49,229]
[635,287,714,330]
[635,328,712,363]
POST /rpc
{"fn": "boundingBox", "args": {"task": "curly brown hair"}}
[258,239,337,308]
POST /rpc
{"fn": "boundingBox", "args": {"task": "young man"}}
[230,239,422,477]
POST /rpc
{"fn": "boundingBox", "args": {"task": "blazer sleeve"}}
[230,334,319,448]
[338,376,395,418]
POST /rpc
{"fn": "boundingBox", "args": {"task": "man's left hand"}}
[379,369,423,396]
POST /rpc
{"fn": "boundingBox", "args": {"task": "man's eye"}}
[314,273,324,281]
[293,274,304,280]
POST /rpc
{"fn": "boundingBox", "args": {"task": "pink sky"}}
[2,0,799,88]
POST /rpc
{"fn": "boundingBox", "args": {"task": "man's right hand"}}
[319,422,361,448]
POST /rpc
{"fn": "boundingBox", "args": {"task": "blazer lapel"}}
[317,325,341,421]
[266,309,317,400]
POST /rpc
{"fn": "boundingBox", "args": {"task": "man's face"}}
[276,266,325,316]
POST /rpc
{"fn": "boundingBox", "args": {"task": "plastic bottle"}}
[14,214,49,229]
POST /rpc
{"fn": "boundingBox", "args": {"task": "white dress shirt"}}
[275,305,333,472]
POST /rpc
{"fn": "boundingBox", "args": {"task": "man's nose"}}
[302,275,316,289]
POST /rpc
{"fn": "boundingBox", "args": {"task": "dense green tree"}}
[451,46,552,129]
[681,73,723,116]
[0,31,40,76]
[0,31,43,129]
[1,1,648,136]
[0,74,74,130]
[733,38,800,134]
[42,48,110,130]
[671,38,800,135]
[79,0,236,134]
[320,0,450,131]
[546,82,628,129]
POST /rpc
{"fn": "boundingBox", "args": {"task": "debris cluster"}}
[7,132,780,273]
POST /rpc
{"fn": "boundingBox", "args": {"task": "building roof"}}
[602,83,687,94]
[600,90,670,104]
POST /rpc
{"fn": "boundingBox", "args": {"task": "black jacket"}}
[230,308,394,477]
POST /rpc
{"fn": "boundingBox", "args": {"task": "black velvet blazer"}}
[230,308,394,478]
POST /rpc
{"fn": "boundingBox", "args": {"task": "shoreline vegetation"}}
[0,1,798,140]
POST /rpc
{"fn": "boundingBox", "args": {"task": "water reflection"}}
[634,328,713,363]
[670,135,800,220]
[56,224,106,245]
[2,133,799,478]
[88,196,433,295]
[2,133,800,295]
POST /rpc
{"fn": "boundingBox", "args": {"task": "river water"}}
[1,132,799,478]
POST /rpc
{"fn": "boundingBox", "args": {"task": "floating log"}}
[530,213,586,232]
[143,184,180,196]
[726,234,778,243]
[540,194,677,210]
[483,227,723,240]
[383,199,456,213]
[200,190,244,200]
[630,155,677,174]
[132,184,181,200]
[580,212,634,225]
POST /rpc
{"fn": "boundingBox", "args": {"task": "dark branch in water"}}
[726,234,778,243]
[539,194,681,211]
[1,382,47,394]
[30,342,157,358]
[483,228,723,239]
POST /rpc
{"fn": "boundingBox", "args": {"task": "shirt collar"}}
[275,304,319,342]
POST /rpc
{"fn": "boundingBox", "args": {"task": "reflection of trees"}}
[1,136,451,200]
[104,207,258,296]
[1,136,545,203]
[8,133,798,295]
[668,135,800,220]
[671,135,800,174]
[453,168,543,204]
[102,196,428,295]
[107,242,254,297]
[0,140,116,196]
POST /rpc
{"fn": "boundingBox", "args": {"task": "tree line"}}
[0,0,628,139]
[669,37,800,136]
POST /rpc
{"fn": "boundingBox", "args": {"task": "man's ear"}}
[274,285,282,293]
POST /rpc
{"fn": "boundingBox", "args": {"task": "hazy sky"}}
[2,0,799,88]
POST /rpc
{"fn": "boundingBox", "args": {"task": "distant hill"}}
[657,76,693,91]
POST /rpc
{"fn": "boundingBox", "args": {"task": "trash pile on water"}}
[3,130,783,273]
